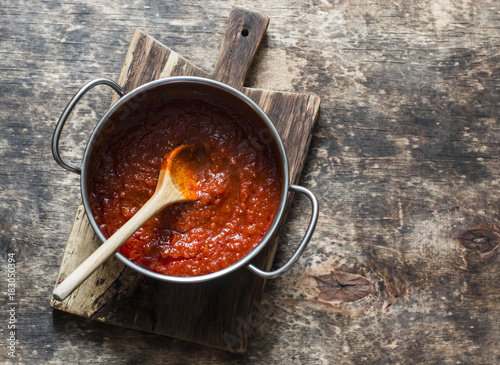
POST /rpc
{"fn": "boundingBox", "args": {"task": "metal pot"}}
[52,76,318,283]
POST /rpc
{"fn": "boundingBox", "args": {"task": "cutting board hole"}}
[241,28,249,37]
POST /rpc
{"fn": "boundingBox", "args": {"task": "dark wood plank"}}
[2,0,499,363]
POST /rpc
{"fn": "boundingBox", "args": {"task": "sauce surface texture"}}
[89,96,281,277]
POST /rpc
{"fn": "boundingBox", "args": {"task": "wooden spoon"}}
[53,145,201,301]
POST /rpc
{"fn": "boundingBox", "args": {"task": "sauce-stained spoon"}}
[53,145,202,301]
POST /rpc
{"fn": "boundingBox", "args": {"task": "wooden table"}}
[1,0,498,363]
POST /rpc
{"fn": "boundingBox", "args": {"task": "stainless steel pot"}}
[52,76,318,283]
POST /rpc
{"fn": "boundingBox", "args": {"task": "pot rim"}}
[80,76,290,283]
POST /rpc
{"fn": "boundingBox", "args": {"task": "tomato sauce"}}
[89,96,281,277]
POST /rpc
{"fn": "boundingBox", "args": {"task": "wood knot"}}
[457,227,500,255]
[313,271,373,302]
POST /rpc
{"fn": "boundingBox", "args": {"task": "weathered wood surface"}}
[1,0,499,364]
[50,15,321,352]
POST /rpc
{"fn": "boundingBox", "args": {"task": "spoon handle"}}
[52,195,166,301]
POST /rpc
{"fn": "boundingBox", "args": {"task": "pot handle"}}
[52,78,125,174]
[247,184,319,279]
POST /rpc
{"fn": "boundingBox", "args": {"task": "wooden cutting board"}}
[51,7,320,353]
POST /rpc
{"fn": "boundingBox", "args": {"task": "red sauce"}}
[89,96,281,277]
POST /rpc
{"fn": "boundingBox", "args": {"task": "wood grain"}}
[211,8,269,88]
[50,9,321,353]
[1,0,499,363]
